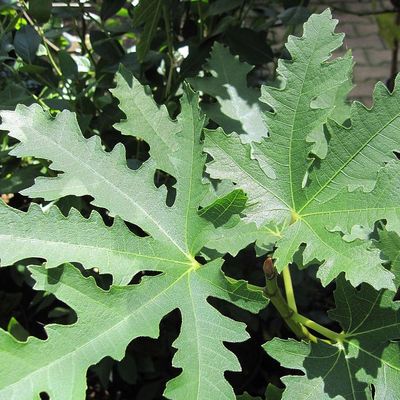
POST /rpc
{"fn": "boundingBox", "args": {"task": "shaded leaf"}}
[199,189,247,227]
[0,77,267,399]
[0,82,33,110]
[189,43,268,142]
[225,28,273,65]
[101,0,125,20]
[204,10,400,289]
[265,277,400,400]
[58,50,78,79]
[377,228,400,288]
[133,0,163,61]
[13,26,40,63]
[28,0,52,23]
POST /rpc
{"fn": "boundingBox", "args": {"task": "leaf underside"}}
[0,74,265,399]
[0,8,400,400]
[204,10,400,290]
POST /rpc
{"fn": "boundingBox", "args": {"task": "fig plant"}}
[0,9,399,400]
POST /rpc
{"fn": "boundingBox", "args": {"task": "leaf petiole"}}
[263,258,317,342]
[291,313,343,342]
[263,258,343,343]
[282,264,298,312]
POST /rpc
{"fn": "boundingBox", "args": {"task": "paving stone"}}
[273,0,396,104]
[353,21,380,36]
[355,65,390,81]
[365,49,393,66]
[345,35,386,50]
[350,79,380,102]
[339,23,357,37]
[334,3,377,13]
[334,13,367,24]
[352,49,369,65]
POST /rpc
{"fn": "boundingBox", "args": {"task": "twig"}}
[19,2,59,52]
[163,5,175,100]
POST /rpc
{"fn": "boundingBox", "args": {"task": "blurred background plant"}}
[0,0,315,202]
[0,1,397,399]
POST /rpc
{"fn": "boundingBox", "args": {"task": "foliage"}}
[189,42,268,142]
[266,278,400,399]
[0,0,307,202]
[204,11,400,290]
[1,2,399,400]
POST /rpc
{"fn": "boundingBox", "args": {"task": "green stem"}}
[2,62,49,109]
[72,13,97,68]
[163,5,174,100]
[19,1,62,76]
[292,313,343,342]
[282,265,297,312]
[197,1,204,39]
[31,93,49,110]
[263,259,317,342]
[39,27,62,76]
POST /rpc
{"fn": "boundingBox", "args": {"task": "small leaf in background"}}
[90,30,124,62]
[13,26,41,63]
[265,277,400,399]
[236,393,263,400]
[58,50,78,79]
[279,6,311,25]
[225,28,273,65]
[189,43,268,142]
[18,63,47,74]
[7,317,29,341]
[266,384,284,400]
[100,0,126,20]
[0,82,33,110]
[132,0,163,61]
[71,54,91,73]
[0,164,43,194]
[206,0,243,16]
[28,0,52,23]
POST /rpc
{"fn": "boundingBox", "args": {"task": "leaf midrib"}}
[183,110,199,255]
[286,29,319,211]
[301,205,400,218]
[207,134,290,210]
[0,234,190,266]
[23,123,190,260]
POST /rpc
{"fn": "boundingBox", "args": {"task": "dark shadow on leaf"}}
[300,276,400,398]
